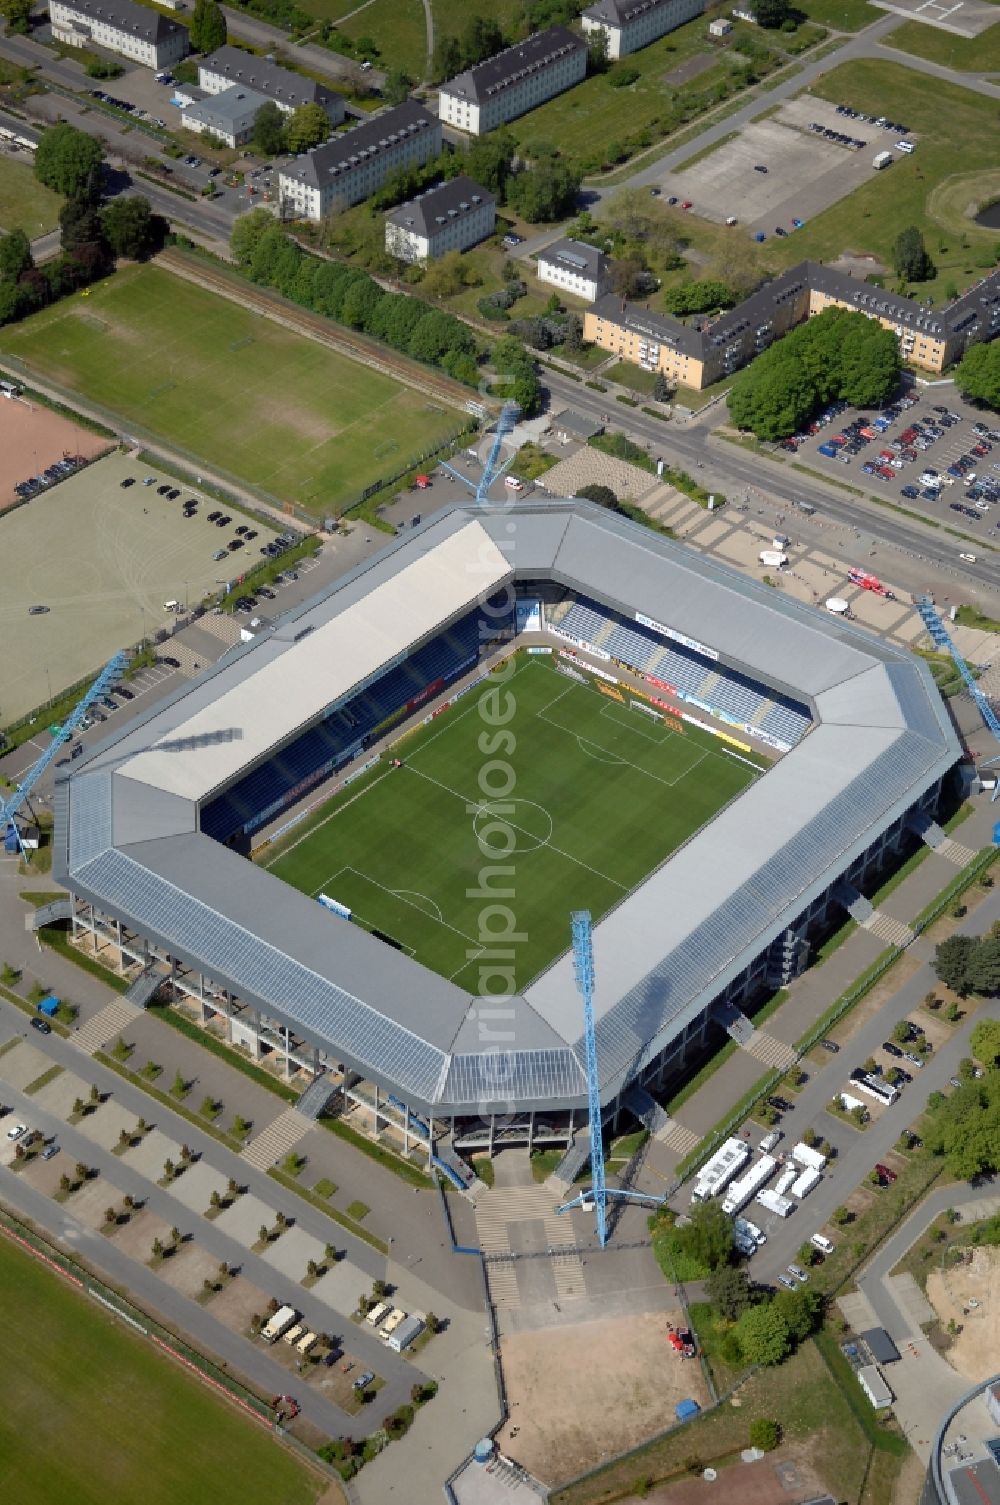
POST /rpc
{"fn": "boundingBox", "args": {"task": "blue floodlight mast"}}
[557,911,665,1248]
[0,652,128,859]
[438,402,520,503]
[915,596,1000,796]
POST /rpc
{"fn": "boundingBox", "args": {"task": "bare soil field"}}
[210,1273,271,1338]
[0,396,110,510]
[926,1246,1000,1383]
[498,1311,708,1486]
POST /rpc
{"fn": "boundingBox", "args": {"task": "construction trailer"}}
[755,1187,794,1218]
[790,1166,822,1199]
[262,1305,298,1342]
[721,1155,777,1215]
[791,1142,826,1172]
[858,1364,894,1409]
[691,1137,751,1202]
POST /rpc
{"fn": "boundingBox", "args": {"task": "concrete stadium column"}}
[488,1114,495,1156]
[402,1104,411,1156]
[373,1081,380,1136]
[527,1110,535,1153]
[116,919,124,972]
[284,1024,291,1080]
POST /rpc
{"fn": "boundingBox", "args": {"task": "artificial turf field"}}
[0,1235,325,1505]
[0,264,461,514]
[266,657,761,992]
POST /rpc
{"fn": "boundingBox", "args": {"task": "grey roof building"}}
[385,175,495,262]
[55,502,960,1127]
[278,100,441,220]
[198,45,344,122]
[537,238,612,300]
[49,0,188,68]
[581,0,705,59]
[438,26,588,134]
[183,84,272,147]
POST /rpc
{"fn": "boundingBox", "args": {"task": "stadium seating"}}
[200,606,500,843]
[558,597,811,747]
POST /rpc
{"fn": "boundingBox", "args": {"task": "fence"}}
[0,1206,349,1489]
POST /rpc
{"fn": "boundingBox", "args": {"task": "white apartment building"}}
[385,175,495,263]
[581,0,704,57]
[536,238,611,302]
[198,45,344,124]
[437,26,587,136]
[277,101,441,221]
[49,0,188,69]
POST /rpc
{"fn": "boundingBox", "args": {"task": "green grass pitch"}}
[0,1234,324,1505]
[266,657,760,992]
[0,264,461,514]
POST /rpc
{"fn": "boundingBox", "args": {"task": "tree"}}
[754,0,791,24]
[210,1189,222,1209]
[35,123,104,201]
[251,101,287,157]
[652,371,671,403]
[286,102,331,154]
[706,1265,752,1320]
[0,0,32,35]
[59,198,106,257]
[935,935,978,996]
[230,206,275,268]
[891,1020,910,1044]
[383,69,414,106]
[163,1158,175,1179]
[72,1097,85,1117]
[576,483,619,510]
[190,0,227,53]
[773,1284,822,1342]
[677,1198,734,1272]
[463,132,515,197]
[954,341,1000,411]
[307,1259,319,1278]
[152,1237,164,1258]
[663,279,736,316]
[748,1418,781,1451]
[59,1173,71,1194]
[893,226,934,283]
[170,1226,181,1245]
[587,25,609,72]
[259,1225,270,1244]
[971,1017,1000,1068]
[425,1311,441,1333]
[736,1302,790,1365]
[104,1206,117,1225]
[506,160,581,224]
[967,938,1000,997]
[0,227,32,284]
[926,1071,1000,1179]
[89,1084,101,1103]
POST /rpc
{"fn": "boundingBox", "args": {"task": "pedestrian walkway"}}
[485,1258,519,1310]
[241,1106,308,1170]
[863,910,916,946]
[476,1184,560,1254]
[658,1121,700,1155]
[73,995,141,1055]
[938,836,977,867]
[743,1030,797,1070]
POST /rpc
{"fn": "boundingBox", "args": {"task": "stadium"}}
[54,499,962,1178]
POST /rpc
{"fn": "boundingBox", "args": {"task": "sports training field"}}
[0,264,461,513]
[0,1234,326,1505]
[267,658,759,992]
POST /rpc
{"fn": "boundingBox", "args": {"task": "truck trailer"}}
[721,1155,776,1215]
[755,1187,794,1217]
[262,1305,298,1342]
[691,1137,751,1202]
[790,1166,822,1199]
[791,1142,826,1172]
[872,151,893,170]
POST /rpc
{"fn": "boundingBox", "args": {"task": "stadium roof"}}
[56,501,960,1115]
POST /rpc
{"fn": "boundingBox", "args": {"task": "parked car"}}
[31,1017,51,1035]
[882,1041,903,1057]
[820,1039,839,1053]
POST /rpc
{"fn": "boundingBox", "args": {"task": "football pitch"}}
[0,1234,325,1505]
[0,264,462,514]
[266,658,761,992]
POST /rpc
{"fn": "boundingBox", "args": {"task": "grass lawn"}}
[265,656,757,990]
[0,153,62,237]
[605,361,660,395]
[884,17,1000,71]
[334,0,427,75]
[762,59,1000,305]
[0,1234,328,1505]
[509,19,778,169]
[0,264,462,515]
[796,0,878,29]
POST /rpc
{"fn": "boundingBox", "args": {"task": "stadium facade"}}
[55,501,961,1169]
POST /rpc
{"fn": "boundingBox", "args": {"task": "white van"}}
[810,1233,834,1254]
[959,553,977,564]
[163,600,179,612]
[504,476,524,491]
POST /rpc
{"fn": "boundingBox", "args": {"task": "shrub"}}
[749,1417,781,1451]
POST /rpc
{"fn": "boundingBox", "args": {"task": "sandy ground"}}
[209,1273,271,1339]
[0,397,109,509]
[925,1247,1000,1383]
[155,1240,226,1301]
[497,1311,708,1487]
[619,1446,823,1505]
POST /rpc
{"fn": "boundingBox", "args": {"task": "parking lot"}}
[790,391,1000,546]
[660,98,912,235]
[872,0,999,37]
[0,449,278,721]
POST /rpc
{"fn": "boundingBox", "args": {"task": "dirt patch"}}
[154,1240,227,1301]
[925,1247,1000,1383]
[499,1311,707,1486]
[827,252,889,279]
[620,1448,822,1504]
[663,52,717,87]
[19,1152,72,1198]
[209,1273,272,1338]
[64,1174,120,1230]
[0,398,110,511]
[111,1206,173,1262]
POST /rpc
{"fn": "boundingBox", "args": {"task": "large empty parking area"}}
[661,99,908,234]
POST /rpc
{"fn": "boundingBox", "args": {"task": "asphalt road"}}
[540,367,1000,597]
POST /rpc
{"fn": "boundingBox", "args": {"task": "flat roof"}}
[57,501,960,1114]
